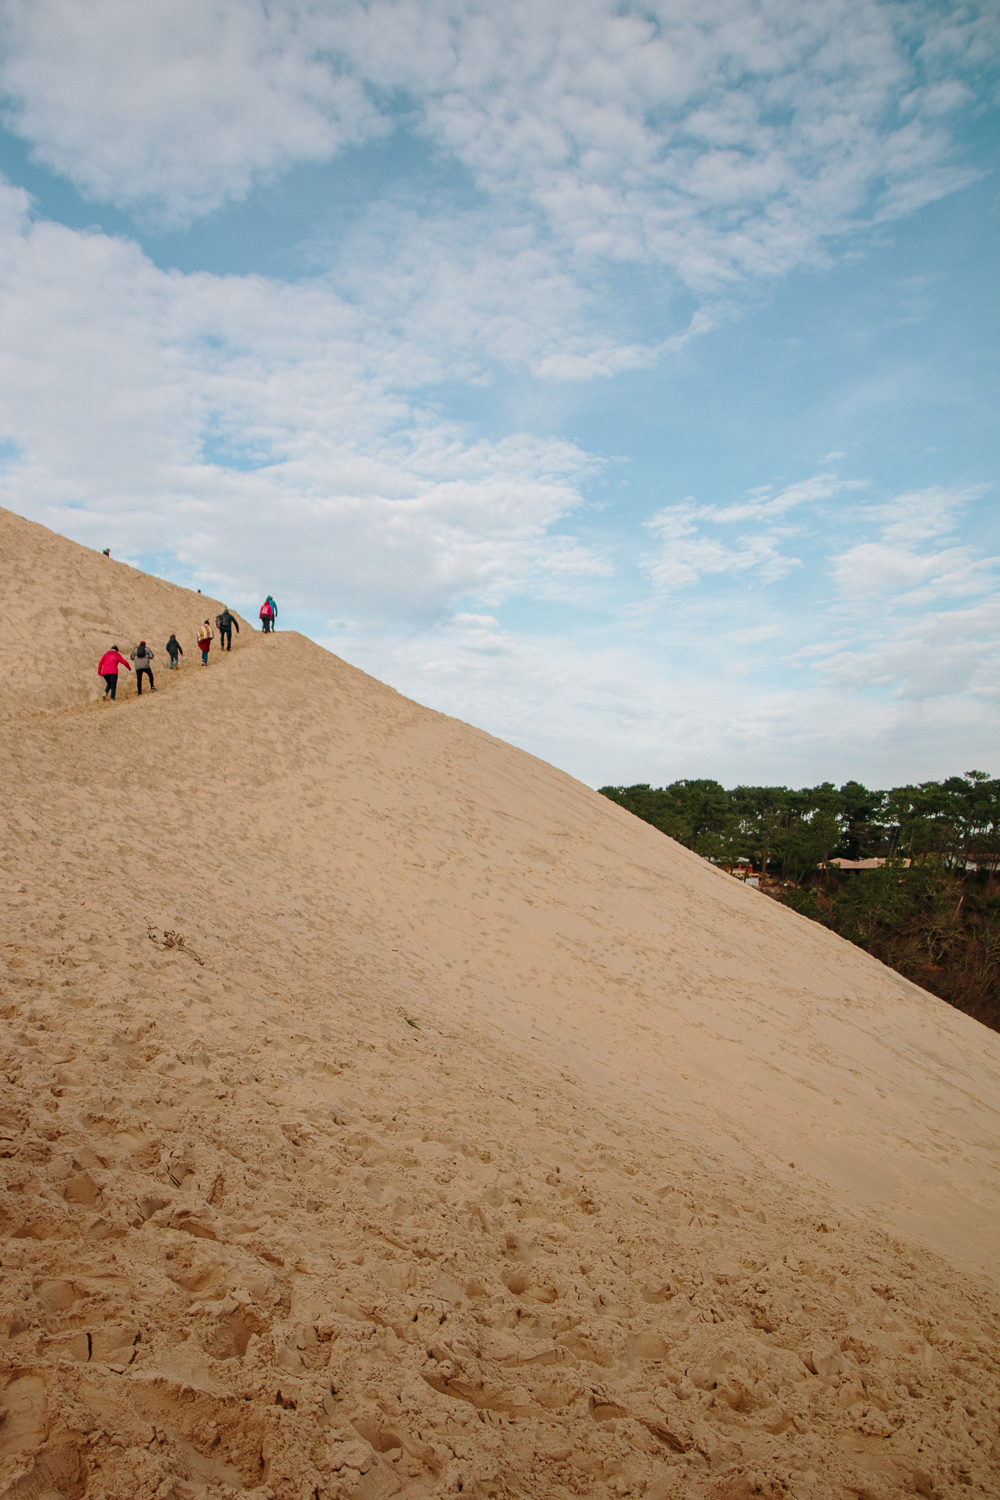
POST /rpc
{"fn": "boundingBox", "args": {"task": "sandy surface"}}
[1,504,998,1500]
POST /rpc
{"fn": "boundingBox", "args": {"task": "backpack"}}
[260,603,272,619]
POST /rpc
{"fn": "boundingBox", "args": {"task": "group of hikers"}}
[97,596,278,701]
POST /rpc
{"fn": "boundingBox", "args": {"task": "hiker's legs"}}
[103,673,117,700]
[221,628,231,650]
[201,648,209,664]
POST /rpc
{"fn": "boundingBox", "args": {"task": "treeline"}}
[599,774,1000,1033]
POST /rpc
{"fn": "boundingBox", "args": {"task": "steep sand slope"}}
[0,507,243,720]
[1,508,998,1500]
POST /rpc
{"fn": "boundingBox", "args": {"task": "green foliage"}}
[828,863,1000,1031]
[781,887,819,919]
[832,861,952,945]
[599,771,1000,878]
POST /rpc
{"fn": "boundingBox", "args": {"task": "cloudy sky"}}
[1,0,997,788]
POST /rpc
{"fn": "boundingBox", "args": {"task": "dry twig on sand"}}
[147,924,205,966]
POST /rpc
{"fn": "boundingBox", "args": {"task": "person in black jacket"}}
[166,634,183,668]
[218,608,240,652]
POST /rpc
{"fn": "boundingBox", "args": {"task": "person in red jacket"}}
[98,646,131,701]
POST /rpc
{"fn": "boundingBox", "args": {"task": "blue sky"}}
[0,0,997,787]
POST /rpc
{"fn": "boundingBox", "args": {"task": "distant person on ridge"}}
[266,595,278,629]
[218,607,239,651]
[166,634,183,668]
[97,645,130,701]
[130,641,156,695]
[259,599,273,633]
[197,619,213,664]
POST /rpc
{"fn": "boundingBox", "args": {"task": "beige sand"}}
[1,504,998,1500]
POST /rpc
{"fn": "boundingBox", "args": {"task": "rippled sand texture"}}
[1,505,998,1500]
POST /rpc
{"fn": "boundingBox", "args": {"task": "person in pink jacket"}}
[98,646,131,701]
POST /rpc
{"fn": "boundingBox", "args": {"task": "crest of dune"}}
[1,504,998,1500]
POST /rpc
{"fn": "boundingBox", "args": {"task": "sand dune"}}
[1,505,998,1500]
[0,508,240,721]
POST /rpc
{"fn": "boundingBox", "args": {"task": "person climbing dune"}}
[197,619,213,665]
[266,595,278,629]
[218,607,239,651]
[97,645,130,701]
[166,634,183,668]
[130,640,156,694]
[259,599,273,633]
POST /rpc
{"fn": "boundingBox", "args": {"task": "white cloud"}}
[643,503,800,589]
[324,201,671,382]
[831,486,996,607]
[0,0,385,224]
[832,541,995,606]
[808,598,1000,701]
[641,473,865,591]
[0,182,603,622]
[791,486,1000,707]
[0,0,989,423]
[872,484,988,544]
[0,0,988,288]
[317,610,1000,787]
[450,612,499,629]
[713,472,866,524]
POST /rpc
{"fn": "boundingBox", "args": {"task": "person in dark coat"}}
[166,634,183,668]
[218,608,239,651]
